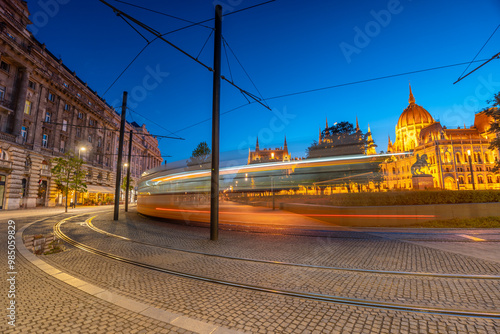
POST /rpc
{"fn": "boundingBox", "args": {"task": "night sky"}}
[27,0,500,166]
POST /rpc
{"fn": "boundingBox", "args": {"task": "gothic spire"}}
[355,116,360,131]
[284,135,288,152]
[326,117,328,129]
[256,136,259,151]
[409,83,415,104]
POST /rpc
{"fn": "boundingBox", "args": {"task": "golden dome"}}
[397,85,434,129]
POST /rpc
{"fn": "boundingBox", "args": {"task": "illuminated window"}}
[24,100,31,115]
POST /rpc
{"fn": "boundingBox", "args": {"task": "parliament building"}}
[381,86,499,190]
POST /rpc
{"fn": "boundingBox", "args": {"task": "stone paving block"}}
[171,316,218,334]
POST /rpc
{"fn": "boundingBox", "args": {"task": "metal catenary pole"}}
[125,130,133,212]
[210,4,222,241]
[114,91,127,220]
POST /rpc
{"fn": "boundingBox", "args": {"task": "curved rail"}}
[54,215,500,319]
[85,216,500,280]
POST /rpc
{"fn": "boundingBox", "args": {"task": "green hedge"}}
[329,190,500,206]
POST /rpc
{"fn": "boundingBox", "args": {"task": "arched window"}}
[445,152,451,163]
[484,153,489,163]
[487,175,493,183]
[468,175,472,184]
[478,175,484,184]
[458,176,464,184]
[455,153,461,164]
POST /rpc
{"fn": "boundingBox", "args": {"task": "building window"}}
[63,82,68,88]
[97,137,102,148]
[45,112,51,123]
[48,92,55,102]
[487,175,493,183]
[42,134,48,148]
[89,119,94,126]
[88,135,92,143]
[0,86,5,101]
[60,139,65,153]
[76,128,81,138]
[77,93,81,98]
[0,61,10,73]
[28,81,36,90]
[62,120,68,132]
[478,175,484,184]
[24,100,31,115]
[21,126,28,142]
[78,111,83,119]
[64,103,70,111]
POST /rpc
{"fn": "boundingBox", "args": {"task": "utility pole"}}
[114,91,127,220]
[125,130,133,212]
[210,4,222,241]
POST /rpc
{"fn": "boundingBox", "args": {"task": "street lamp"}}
[74,147,86,208]
[78,146,86,158]
[467,150,475,190]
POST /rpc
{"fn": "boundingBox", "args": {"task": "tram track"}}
[84,215,500,280]
[52,214,500,319]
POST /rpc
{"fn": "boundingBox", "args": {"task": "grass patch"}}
[406,216,500,228]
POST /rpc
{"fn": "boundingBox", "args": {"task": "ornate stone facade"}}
[0,0,162,209]
[382,86,500,190]
[248,136,291,164]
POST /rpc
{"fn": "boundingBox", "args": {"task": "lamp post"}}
[74,147,86,208]
[467,150,475,190]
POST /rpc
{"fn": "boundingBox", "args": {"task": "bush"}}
[329,190,500,206]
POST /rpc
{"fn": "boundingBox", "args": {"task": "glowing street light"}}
[78,146,86,158]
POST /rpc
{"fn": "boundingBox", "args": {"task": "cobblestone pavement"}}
[1,215,195,334]
[3,209,500,333]
[50,218,500,312]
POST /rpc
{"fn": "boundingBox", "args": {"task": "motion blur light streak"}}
[154,207,435,219]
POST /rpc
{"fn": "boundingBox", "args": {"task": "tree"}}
[484,92,500,172]
[187,141,211,167]
[306,121,368,158]
[51,152,87,212]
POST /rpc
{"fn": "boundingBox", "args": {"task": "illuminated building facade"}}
[0,0,162,210]
[248,136,291,164]
[382,86,499,190]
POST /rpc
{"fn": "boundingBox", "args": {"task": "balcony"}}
[0,131,16,143]
[0,159,12,171]
[0,97,14,111]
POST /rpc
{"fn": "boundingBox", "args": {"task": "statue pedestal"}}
[412,175,434,190]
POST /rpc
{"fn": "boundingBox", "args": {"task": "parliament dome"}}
[396,86,434,129]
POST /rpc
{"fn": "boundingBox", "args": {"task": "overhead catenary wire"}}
[453,52,500,85]
[126,107,184,140]
[99,0,271,111]
[456,23,500,82]
[222,36,269,108]
[111,0,213,30]
[42,121,184,140]
[172,57,500,134]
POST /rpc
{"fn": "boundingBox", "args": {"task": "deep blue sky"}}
[27,0,500,165]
